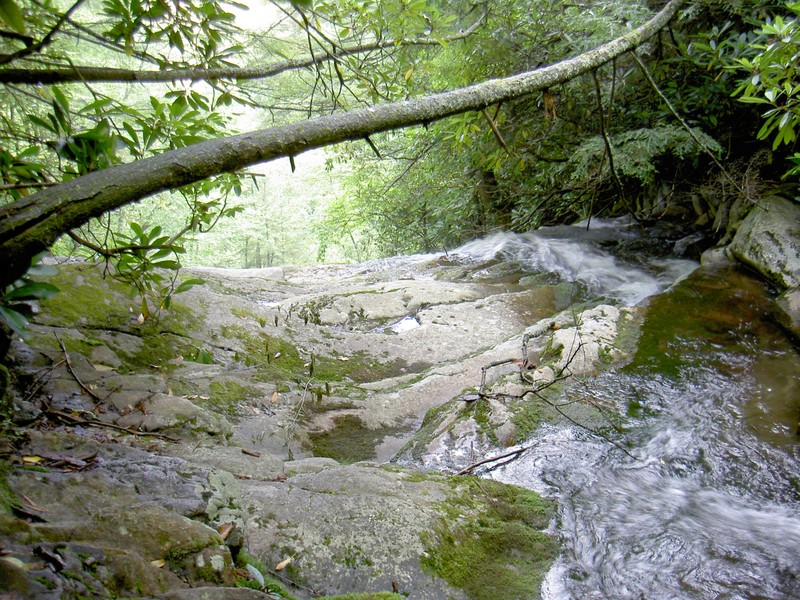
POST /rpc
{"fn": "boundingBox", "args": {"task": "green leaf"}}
[174,278,205,294]
[0,305,30,337]
[152,260,180,270]
[0,0,25,35]
[79,98,114,114]
[129,222,145,240]
[51,88,70,113]
[3,281,60,302]
[28,115,56,134]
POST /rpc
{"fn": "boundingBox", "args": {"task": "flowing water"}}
[446,223,800,598]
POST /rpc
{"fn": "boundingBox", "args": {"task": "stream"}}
[449,223,800,598]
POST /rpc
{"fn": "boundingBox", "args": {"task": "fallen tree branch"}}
[457,445,531,475]
[0,0,684,289]
[55,332,104,405]
[43,405,179,442]
[0,11,488,84]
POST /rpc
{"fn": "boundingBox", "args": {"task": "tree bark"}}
[0,14,487,85]
[0,0,683,288]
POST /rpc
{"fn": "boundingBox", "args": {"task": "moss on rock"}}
[421,477,557,600]
[206,380,261,416]
[307,414,405,464]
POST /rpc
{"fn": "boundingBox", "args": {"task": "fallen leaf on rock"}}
[218,522,236,540]
[275,556,292,571]
[246,564,265,586]
[150,559,166,568]
[270,391,279,404]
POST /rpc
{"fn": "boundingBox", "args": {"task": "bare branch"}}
[0,0,88,67]
[457,446,531,475]
[0,12,488,85]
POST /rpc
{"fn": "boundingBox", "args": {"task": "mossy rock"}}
[421,477,558,600]
[241,463,556,599]
[307,414,406,464]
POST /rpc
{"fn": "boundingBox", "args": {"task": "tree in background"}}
[0,0,482,316]
[3,0,794,326]
[318,0,794,259]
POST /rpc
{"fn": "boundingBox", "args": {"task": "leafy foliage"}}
[1,0,473,274]
[110,222,206,318]
[564,126,723,195]
[0,0,792,275]
[0,254,59,339]
[728,3,800,175]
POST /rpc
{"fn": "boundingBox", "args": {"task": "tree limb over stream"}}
[0,0,683,288]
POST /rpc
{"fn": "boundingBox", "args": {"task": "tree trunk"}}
[0,0,683,289]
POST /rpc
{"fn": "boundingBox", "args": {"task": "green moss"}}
[303,351,430,385]
[33,576,58,590]
[221,324,305,373]
[421,477,557,600]
[469,400,498,445]
[36,263,198,374]
[0,460,17,515]
[509,398,543,442]
[126,333,183,372]
[308,414,405,464]
[39,264,131,329]
[205,380,260,416]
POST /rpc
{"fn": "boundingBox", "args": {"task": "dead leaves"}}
[17,451,97,472]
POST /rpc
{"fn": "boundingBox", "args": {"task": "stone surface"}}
[0,246,655,598]
[775,287,800,341]
[239,463,555,599]
[728,195,800,289]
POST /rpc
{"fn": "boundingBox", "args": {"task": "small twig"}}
[44,405,179,442]
[592,70,631,215]
[457,445,531,475]
[55,333,104,405]
[19,492,47,513]
[364,136,382,159]
[287,381,312,433]
[479,358,518,394]
[531,388,636,459]
[0,181,58,191]
[631,51,750,199]
[481,108,512,156]
[0,0,87,66]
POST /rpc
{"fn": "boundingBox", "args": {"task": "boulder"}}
[728,196,800,289]
[775,287,800,341]
[239,463,556,599]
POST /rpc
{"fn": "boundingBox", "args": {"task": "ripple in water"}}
[488,265,800,598]
[452,226,697,306]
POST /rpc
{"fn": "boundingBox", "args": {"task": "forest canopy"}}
[0,0,797,315]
